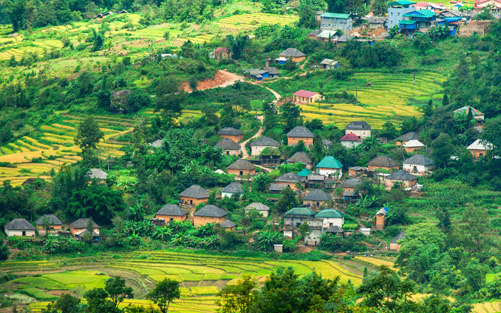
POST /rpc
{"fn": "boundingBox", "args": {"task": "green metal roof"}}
[388,0,416,6]
[297,169,313,177]
[285,207,315,216]
[316,156,343,169]
[316,209,344,219]
[399,20,418,24]
[321,13,351,19]
[404,9,437,18]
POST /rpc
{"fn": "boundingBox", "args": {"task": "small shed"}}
[396,131,420,146]
[297,168,313,178]
[221,182,243,198]
[278,48,306,62]
[390,231,406,251]
[4,218,36,237]
[307,174,325,189]
[320,59,339,69]
[342,178,362,192]
[325,225,343,236]
[149,139,163,148]
[275,173,305,190]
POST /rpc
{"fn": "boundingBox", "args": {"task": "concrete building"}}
[215,138,241,155]
[226,159,256,176]
[180,185,210,206]
[245,202,270,218]
[221,182,243,198]
[340,133,361,148]
[250,136,280,156]
[155,204,188,223]
[345,121,371,139]
[4,218,36,237]
[320,13,353,32]
[35,214,63,235]
[218,127,244,142]
[193,205,227,227]
[287,126,314,147]
[315,209,344,230]
[467,139,494,158]
[316,156,343,178]
[403,154,434,175]
[388,0,417,29]
[293,90,323,104]
[284,207,316,228]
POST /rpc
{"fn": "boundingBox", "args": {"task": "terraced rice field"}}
[216,13,298,32]
[0,251,365,313]
[300,71,446,128]
[0,114,132,185]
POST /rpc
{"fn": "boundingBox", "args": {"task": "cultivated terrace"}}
[0,0,500,312]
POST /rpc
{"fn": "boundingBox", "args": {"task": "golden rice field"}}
[355,256,395,268]
[216,13,298,32]
[301,71,446,128]
[0,251,366,313]
[0,114,132,186]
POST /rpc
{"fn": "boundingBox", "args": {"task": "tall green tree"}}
[275,186,299,213]
[215,275,256,313]
[431,133,453,168]
[6,0,27,32]
[155,78,187,127]
[280,102,301,133]
[74,116,104,163]
[147,278,181,313]
[105,276,134,307]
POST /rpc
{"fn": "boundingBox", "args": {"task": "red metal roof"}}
[293,90,319,98]
[340,133,361,141]
[215,47,228,53]
[413,1,430,6]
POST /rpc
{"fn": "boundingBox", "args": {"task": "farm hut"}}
[35,214,63,235]
[293,90,323,104]
[214,47,230,61]
[396,131,420,146]
[390,231,406,251]
[368,16,387,28]
[316,156,343,178]
[345,121,371,139]
[385,170,418,189]
[4,218,36,237]
[325,225,343,236]
[251,136,280,156]
[220,219,237,231]
[269,183,288,194]
[245,203,270,218]
[287,152,313,169]
[278,48,306,63]
[368,155,400,171]
[340,133,361,148]
[221,182,243,198]
[403,140,424,153]
[342,178,362,192]
[218,127,244,142]
[348,166,368,176]
[320,59,340,69]
[275,173,306,190]
[467,139,494,159]
[307,174,326,189]
[180,185,210,206]
[316,209,344,230]
[287,126,314,147]
[226,159,256,176]
[375,207,388,230]
[308,29,321,39]
[70,218,100,236]
[297,168,313,178]
[149,139,163,148]
[155,204,187,223]
[215,138,241,155]
[284,207,316,228]
[193,205,227,227]
[87,168,107,182]
[403,154,434,175]
[303,189,332,209]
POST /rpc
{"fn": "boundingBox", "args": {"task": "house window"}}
[22,231,26,236]
[240,171,243,175]
[170,218,174,222]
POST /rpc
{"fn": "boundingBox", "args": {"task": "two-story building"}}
[320,13,353,32]
[388,0,417,29]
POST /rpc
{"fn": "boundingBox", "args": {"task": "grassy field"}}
[0,113,132,186]
[0,251,368,312]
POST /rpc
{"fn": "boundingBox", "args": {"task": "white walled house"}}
[315,156,343,178]
[345,121,371,139]
[340,133,361,148]
[221,182,243,198]
[250,136,280,156]
[4,218,36,237]
[403,154,435,175]
[315,209,345,230]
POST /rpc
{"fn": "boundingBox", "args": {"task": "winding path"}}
[240,116,263,159]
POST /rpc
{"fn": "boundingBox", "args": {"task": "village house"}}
[385,170,418,189]
[320,13,353,32]
[180,185,210,206]
[293,90,323,104]
[287,126,314,147]
[244,67,280,81]
[303,189,332,209]
[287,152,313,169]
[396,131,420,146]
[403,154,435,175]
[4,218,36,237]
[298,168,313,178]
[320,59,340,69]
[375,207,388,230]
[453,106,485,122]
[403,140,424,153]
[218,127,244,142]
[35,214,63,235]
[88,168,107,183]
[475,0,501,10]
[325,225,344,236]
[306,173,326,189]
[269,183,289,194]
[193,205,227,227]
[304,218,323,246]
[250,136,280,156]
[388,0,417,29]
[70,218,100,241]
[275,173,306,190]
[308,29,321,39]
[212,47,230,61]
[323,139,333,149]
[342,178,362,193]
[220,219,237,231]
[390,231,406,251]
[368,16,388,28]
[221,182,243,198]
[316,156,343,178]
[401,9,437,31]
[155,204,188,223]
[245,202,270,218]
[315,209,345,230]
[348,166,369,176]
[340,133,361,148]
[226,159,256,176]
[345,121,371,139]
[215,138,241,155]
[284,207,316,228]
[278,48,306,63]
[368,155,400,171]
[467,139,494,158]
[149,139,163,148]
[316,30,340,42]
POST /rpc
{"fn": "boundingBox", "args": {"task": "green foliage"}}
[147,278,181,313]
[215,274,256,313]
[0,240,9,261]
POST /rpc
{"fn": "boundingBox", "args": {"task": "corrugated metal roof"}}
[293,90,319,98]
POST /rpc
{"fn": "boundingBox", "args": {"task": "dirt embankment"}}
[181,70,244,92]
